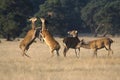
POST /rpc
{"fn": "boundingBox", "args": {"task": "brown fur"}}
[40,18,60,57]
[19,17,37,57]
[80,37,114,57]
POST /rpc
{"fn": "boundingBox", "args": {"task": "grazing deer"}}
[40,18,60,57]
[63,30,80,58]
[19,17,37,57]
[80,37,114,57]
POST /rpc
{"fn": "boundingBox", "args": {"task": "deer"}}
[80,37,114,57]
[35,27,44,42]
[63,30,80,58]
[19,17,37,57]
[40,18,60,57]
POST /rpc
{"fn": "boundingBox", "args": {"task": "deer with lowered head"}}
[80,37,114,57]
[19,17,37,57]
[63,30,80,58]
[40,18,60,57]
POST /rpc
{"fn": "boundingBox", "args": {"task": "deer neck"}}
[42,22,47,31]
[81,43,90,49]
[72,33,78,37]
[31,21,36,30]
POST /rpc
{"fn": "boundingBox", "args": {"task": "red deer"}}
[80,37,114,57]
[63,30,80,58]
[40,18,60,57]
[19,17,37,57]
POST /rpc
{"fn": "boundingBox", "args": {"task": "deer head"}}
[68,30,78,37]
[40,18,45,23]
[29,17,37,22]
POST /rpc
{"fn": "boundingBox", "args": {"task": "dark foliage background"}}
[0,0,119,40]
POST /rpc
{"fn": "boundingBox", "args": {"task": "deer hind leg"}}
[78,48,80,58]
[56,49,60,56]
[63,47,69,57]
[50,49,60,57]
[75,48,80,58]
[24,53,30,58]
[50,49,54,57]
[20,46,25,56]
[93,49,97,57]
[23,49,30,57]
[23,46,30,58]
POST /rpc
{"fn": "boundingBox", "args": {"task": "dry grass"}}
[0,37,120,80]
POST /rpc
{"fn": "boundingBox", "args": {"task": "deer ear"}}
[75,30,78,33]
[28,17,37,21]
[34,17,37,21]
[29,18,31,21]
[67,31,70,34]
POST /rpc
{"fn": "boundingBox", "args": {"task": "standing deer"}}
[40,18,60,57]
[63,30,80,58]
[80,37,114,57]
[19,17,37,57]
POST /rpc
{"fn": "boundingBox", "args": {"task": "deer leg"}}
[24,53,30,58]
[22,46,30,58]
[105,45,113,56]
[22,50,25,56]
[63,47,69,57]
[56,50,60,56]
[75,49,77,56]
[78,48,80,58]
[23,49,31,58]
[108,48,113,56]
[24,46,30,57]
[105,45,109,56]
[93,49,97,57]
[50,49,54,57]
[21,46,25,56]
[109,45,113,56]
[39,33,44,42]
[111,49,113,55]
[75,48,80,58]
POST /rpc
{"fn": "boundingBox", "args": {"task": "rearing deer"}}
[80,37,114,57]
[40,18,60,57]
[19,17,37,57]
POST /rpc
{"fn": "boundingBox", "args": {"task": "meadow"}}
[0,36,120,80]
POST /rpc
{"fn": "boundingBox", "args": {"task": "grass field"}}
[0,37,120,80]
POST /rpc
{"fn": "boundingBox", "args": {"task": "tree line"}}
[0,0,120,40]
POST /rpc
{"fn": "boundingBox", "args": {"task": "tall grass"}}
[0,37,120,80]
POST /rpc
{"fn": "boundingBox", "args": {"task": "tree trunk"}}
[6,34,12,41]
[102,31,108,37]
[94,24,103,37]
[6,34,10,41]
